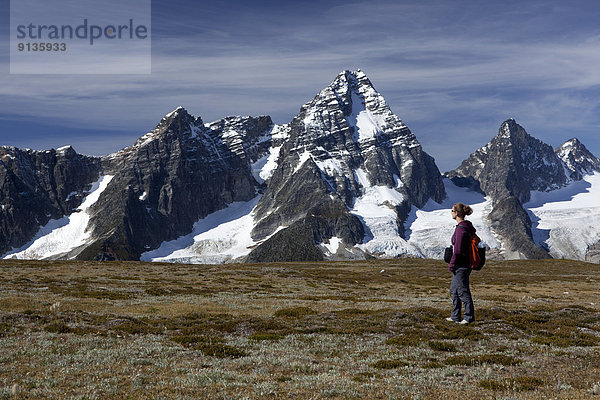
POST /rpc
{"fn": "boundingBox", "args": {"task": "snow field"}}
[3,175,114,260]
[525,172,600,260]
[141,196,262,264]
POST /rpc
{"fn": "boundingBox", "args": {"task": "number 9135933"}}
[18,42,67,52]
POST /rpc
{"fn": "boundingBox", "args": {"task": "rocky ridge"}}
[1,71,599,263]
[82,108,272,260]
[0,146,101,256]
[447,119,600,259]
[555,138,600,181]
[248,69,445,260]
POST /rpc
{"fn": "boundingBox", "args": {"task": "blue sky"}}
[1,0,600,171]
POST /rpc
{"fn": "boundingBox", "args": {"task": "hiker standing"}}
[446,203,475,324]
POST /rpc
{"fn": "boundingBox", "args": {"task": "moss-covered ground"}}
[0,258,599,399]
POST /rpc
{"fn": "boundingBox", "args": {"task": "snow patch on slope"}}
[313,147,346,176]
[141,196,263,264]
[351,168,413,256]
[347,92,386,142]
[258,144,282,182]
[322,237,342,254]
[525,172,600,260]
[250,154,270,184]
[250,124,289,184]
[294,151,313,174]
[3,175,114,260]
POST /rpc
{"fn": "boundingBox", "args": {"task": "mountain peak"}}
[335,68,367,81]
[561,137,581,147]
[556,137,600,178]
[449,119,569,204]
[157,106,199,131]
[165,106,186,118]
[300,69,413,146]
[56,145,76,157]
[162,106,194,124]
[498,118,522,139]
[329,69,375,95]
[121,107,201,151]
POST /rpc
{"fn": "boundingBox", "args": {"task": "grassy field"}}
[0,258,599,399]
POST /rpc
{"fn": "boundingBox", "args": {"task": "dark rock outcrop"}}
[79,108,272,260]
[585,241,600,264]
[555,138,600,181]
[249,69,445,259]
[446,119,591,260]
[0,146,101,255]
[247,199,365,263]
[447,119,567,204]
[488,196,549,259]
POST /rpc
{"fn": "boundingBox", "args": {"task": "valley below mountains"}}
[1,70,599,263]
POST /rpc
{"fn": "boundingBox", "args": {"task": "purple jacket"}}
[449,220,476,272]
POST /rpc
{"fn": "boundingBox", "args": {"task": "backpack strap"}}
[458,224,480,244]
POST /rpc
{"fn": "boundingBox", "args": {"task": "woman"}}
[446,202,475,324]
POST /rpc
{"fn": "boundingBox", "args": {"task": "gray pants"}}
[450,267,475,322]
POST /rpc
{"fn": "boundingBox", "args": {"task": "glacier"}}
[3,175,114,260]
[525,172,600,260]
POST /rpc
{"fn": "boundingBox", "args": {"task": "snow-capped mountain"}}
[1,70,599,263]
[87,109,272,261]
[247,69,445,261]
[3,108,272,261]
[555,138,600,181]
[0,145,101,256]
[447,119,600,261]
[447,119,568,204]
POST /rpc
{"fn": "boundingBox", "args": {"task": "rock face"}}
[79,108,272,260]
[0,146,101,255]
[555,138,600,181]
[447,119,568,204]
[248,69,445,260]
[586,241,600,264]
[246,199,365,262]
[2,72,598,263]
[487,196,549,259]
[447,119,600,260]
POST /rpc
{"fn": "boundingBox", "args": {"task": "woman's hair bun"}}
[452,202,473,218]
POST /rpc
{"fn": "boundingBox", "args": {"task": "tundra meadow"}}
[1,258,599,399]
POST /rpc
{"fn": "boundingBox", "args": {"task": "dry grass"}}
[0,258,599,399]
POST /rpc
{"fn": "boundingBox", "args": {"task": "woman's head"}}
[451,203,473,219]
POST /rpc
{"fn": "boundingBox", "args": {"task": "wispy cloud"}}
[1,0,599,169]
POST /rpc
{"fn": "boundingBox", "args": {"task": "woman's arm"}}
[449,227,466,271]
